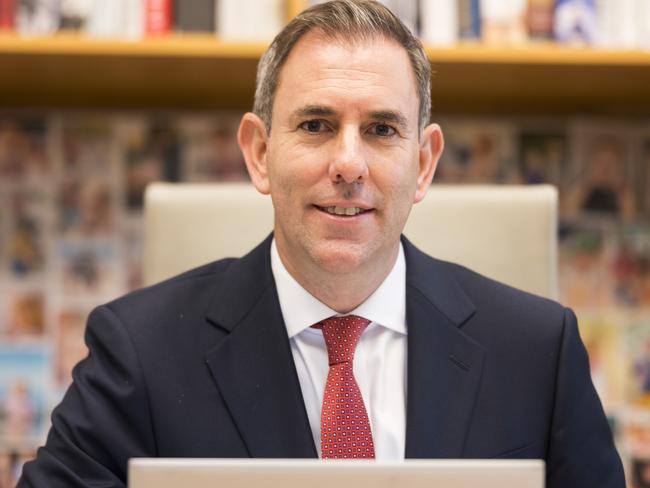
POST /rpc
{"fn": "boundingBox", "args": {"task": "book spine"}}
[638,0,650,50]
[420,0,459,46]
[124,0,145,40]
[87,0,124,38]
[526,0,554,41]
[455,0,482,41]
[553,0,597,46]
[480,0,528,44]
[0,0,16,30]
[174,0,215,33]
[616,0,638,48]
[218,0,283,41]
[376,0,418,35]
[145,0,172,36]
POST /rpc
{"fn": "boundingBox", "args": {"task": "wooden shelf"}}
[426,44,650,116]
[1,34,650,115]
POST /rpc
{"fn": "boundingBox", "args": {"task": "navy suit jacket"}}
[19,235,624,487]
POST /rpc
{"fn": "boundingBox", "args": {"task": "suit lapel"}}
[403,237,486,459]
[204,235,317,458]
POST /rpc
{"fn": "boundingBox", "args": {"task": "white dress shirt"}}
[270,239,407,460]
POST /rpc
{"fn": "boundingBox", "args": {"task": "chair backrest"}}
[144,183,558,299]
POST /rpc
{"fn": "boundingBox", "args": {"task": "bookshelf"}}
[0,34,650,115]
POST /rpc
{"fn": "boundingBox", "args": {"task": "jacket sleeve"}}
[546,307,626,488]
[18,304,157,488]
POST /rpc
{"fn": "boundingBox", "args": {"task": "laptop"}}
[129,458,545,488]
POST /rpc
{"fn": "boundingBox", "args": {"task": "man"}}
[19,1,624,487]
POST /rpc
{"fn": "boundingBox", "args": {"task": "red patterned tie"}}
[313,315,375,459]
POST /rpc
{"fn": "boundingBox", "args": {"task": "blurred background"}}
[1,0,650,486]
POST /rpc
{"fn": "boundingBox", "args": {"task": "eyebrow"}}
[291,105,410,131]
[368,110,409,131]
[292,105,337,118]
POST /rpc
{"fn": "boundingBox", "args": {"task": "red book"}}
[146,0,173,36]
[0,0,16,31]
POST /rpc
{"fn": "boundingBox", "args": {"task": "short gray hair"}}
[253,0,431,132]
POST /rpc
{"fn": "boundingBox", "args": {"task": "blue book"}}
[554,0,597,45]
[458,0,481,40]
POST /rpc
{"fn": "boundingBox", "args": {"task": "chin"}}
[309,241,375,275]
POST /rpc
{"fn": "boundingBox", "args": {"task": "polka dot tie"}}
[312,315,375,459]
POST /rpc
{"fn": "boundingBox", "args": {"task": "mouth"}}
[315,205,373,217]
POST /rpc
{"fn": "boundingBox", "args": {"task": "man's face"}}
[244,31,442,279]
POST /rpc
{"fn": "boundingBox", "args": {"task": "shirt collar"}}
[271,239,407,338]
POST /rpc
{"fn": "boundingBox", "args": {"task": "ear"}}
[414,123,444,203]
[237,112,271,194]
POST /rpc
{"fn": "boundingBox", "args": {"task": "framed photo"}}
[436,118,518,184]
[637,126,650,219]
[179,114,248,182]
[563,121,636,220]
[577,313,626,412]
[116,116,180,210]
[2,186,49,280]
[58,114,118,179]
[53,303,91,388]
[516,122,568,186]
[53,238,123,297]
[619,407,650,483]
[608,224,650,308]
[0,288,46,338]
[0,114,50,182]
[122,214,143,291]
[0,344,52,443]
[624,316,650,407]
[56,177,117,237]
[0,447,37,488]
[558,220,610,309]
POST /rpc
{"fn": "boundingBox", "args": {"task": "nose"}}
[328,125,369,184]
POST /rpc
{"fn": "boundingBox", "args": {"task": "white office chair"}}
[143,182,558,299]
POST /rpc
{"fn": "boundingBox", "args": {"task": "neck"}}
[275,240,399,314]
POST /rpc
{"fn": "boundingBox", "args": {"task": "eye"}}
[368,123,397,137]
[299,119,329,133]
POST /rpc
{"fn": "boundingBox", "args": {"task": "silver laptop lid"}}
[129,458,545,488]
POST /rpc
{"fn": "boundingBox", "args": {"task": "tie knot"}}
[313,315,370,366]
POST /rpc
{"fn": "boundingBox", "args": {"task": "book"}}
[58,0,91,31]
[480,0,528,44]
[87,0,127,38]
[553,0,597,46]
[639,0,650,50]
[420,0,459,46]
[174,0,214,33]
[124,0,144,39]
[145,0,172,36]
[458,0,481,40]
[378,0,418,35]
[526,0,554,41]
[0,0,17,31]
[16,0,59,36]
[217,0,283,41]
[594,0,639,49]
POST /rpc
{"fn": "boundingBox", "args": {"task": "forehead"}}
[273,30,418,117]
